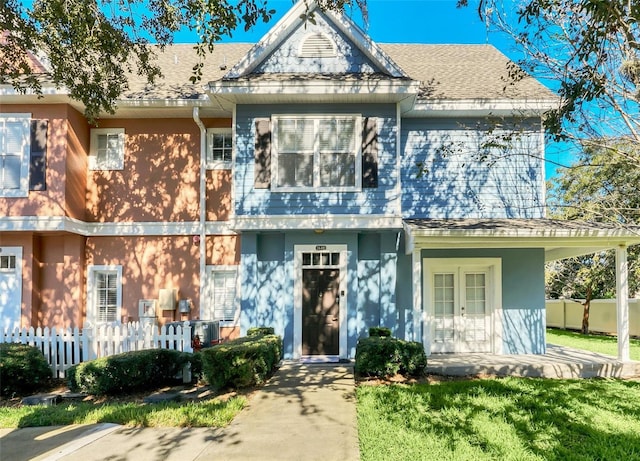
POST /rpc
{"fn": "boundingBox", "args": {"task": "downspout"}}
[193,107,207,319]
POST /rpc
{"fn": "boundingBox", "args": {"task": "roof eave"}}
[207,78,420,109]
[406,98,559,117]
[403,220,640,261]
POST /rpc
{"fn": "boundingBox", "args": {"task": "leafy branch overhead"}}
[459,0,640,143]
[0,0,366,122]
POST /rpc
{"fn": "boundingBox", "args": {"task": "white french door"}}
[0,247,22,331]
[426,259,500,354]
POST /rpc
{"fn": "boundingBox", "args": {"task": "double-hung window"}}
[87,265,122,324]
[206,266,239,324]
[0,114,30,197]
[206,129,233,169]
[89,128,125,170]
[272,115,361,191]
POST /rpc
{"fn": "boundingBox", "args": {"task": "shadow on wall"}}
[86,236,200,326]
[86,123,199,223]
[502,306,546,354]
[404,117,544,219]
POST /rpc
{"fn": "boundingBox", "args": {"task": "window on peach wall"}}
[87,265,122,325]
[205,266,239,325]
[0,114,30,197]
[206,128,233,170]
[89,128,124,170]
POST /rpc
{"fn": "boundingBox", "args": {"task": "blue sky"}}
[185,0,569,179]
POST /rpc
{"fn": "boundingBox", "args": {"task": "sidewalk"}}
[0,362,360,461]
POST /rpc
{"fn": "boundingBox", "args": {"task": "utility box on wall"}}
[158,288,177,311]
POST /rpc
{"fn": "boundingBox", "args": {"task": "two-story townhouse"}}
[2,1,639,360]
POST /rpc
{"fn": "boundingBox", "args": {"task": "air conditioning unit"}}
[166,320,220,348]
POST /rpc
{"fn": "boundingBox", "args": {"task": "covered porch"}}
[427,344,640,379]
[404,218,640,361]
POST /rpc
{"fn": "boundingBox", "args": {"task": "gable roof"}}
[119,42,554,105]
[223,0,407,79]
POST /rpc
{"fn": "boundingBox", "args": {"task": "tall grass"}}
[357,378,640,461]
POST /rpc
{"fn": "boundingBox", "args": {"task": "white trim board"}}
[293,244,348,360]
[0,217,237,237]
[422,258,502,356]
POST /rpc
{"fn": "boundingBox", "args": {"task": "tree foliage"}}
[460,0,640,148]
[547,141,640,332]
[1,0,366,121]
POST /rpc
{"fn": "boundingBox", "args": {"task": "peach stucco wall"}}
[86,236,200,325]
[37,234,86,328]
[0,232,85,329]
[86,118,232,223]
[0,104,88,219]
[65,107,89,220]
[85,235,239,326]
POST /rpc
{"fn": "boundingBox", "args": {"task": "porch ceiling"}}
[403,218,640,261]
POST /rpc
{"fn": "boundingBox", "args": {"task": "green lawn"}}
[546,328,640,361]
[0,396,246,428]
[357,378,640,461]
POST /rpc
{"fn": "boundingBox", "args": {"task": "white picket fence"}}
[1,321,193,378]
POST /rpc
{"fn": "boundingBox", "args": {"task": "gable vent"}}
[299,33,336,58]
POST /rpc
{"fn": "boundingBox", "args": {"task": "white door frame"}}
[0,246,23,331]
[293,244,348,360]
[423,258,502,355]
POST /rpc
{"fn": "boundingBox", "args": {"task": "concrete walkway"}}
[0,362,359,461]
[427,344,640,379]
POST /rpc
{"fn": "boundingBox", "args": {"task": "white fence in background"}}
[0,321,193,378]
[546,299,640,336]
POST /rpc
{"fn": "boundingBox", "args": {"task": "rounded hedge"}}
[66,349,194,395]
[0,343,52,397]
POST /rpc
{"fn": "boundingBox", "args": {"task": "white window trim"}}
[0,246,23,330]
[205,265,240,326]
[422,258,502,355]
[206,128,233,170]
[89,128,125,170]
[86,265,123,326]
[0,113,31,198]
[271,114,362,193]
[293,244,348,360]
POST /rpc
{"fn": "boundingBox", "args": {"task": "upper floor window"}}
[89,128,124,170]
[272,115,362,192]
[207,129,233,169]
[0,114,30,197]
[87,265,122,325]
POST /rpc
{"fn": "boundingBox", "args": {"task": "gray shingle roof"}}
[122,44,251,100]
[380,44,555,100]
[122,43,554,102]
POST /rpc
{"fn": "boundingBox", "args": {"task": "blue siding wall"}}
[421,248,546,354]
[401,118,545,219]
[254,12,379,74]
[235,103,398,217]
[240,230,402,358]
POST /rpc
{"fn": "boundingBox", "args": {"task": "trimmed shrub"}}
[369,327,392,337]
[66,349,193,395]
[247,327,275,337]
[0,343,51,396]
[201,334,282,390]
[355,336,427,378]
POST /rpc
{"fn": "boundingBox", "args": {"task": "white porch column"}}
[412,250,423,349]
[616,245,630,362]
